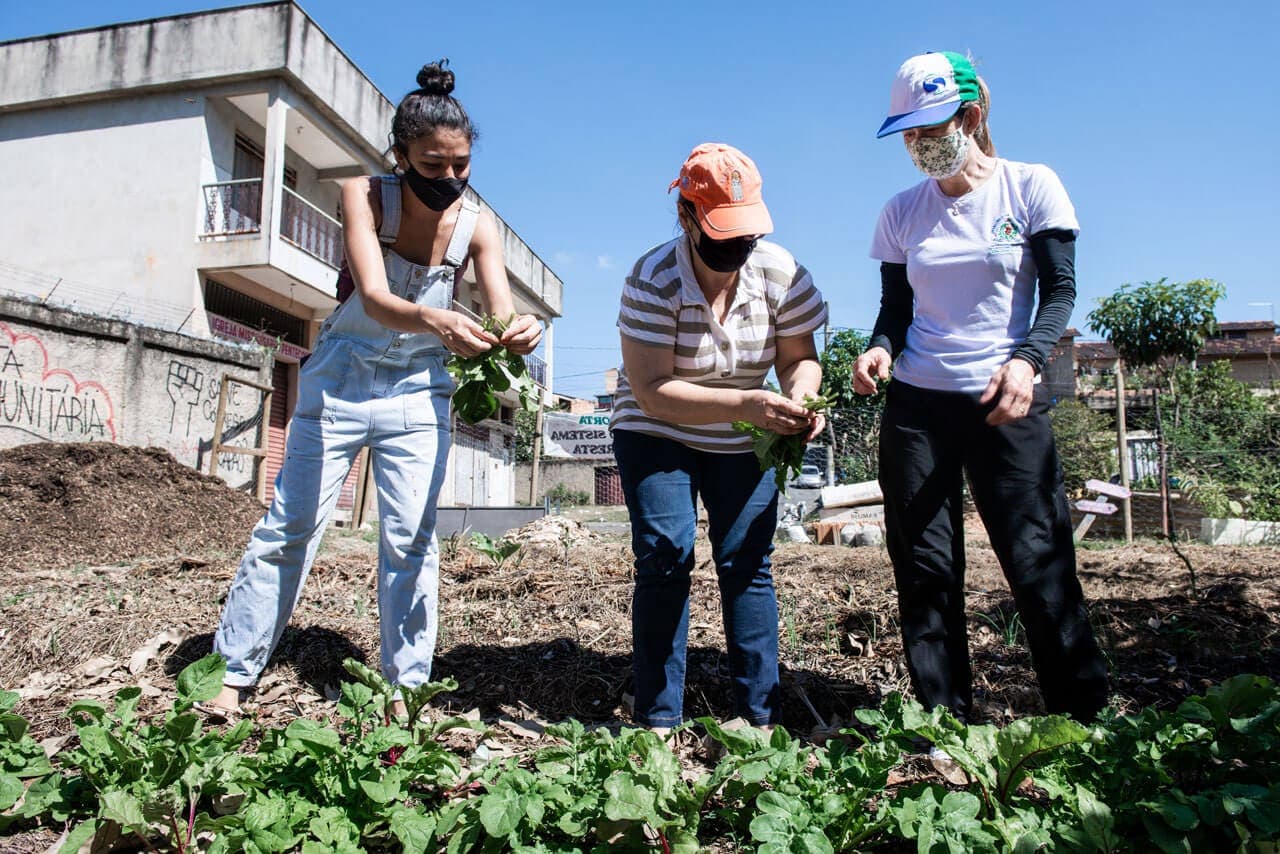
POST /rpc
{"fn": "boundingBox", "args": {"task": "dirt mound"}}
[0,442,264,572]
[509,515,599,561]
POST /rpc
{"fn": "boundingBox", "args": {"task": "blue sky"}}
[3,1,1277,399]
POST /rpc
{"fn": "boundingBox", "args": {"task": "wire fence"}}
[0,259,199,335]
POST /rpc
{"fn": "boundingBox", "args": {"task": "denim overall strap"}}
[443,196,480,269]
[377,176,402,245]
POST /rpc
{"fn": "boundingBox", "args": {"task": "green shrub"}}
[1050,399,1114,496]
[545,482,590,506]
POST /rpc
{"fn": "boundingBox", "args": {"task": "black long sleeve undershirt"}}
[866,229,1078,375]
[1012,229,1077,373]
[868,262,912,358]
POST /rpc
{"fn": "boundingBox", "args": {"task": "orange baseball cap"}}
[668,143,773,239]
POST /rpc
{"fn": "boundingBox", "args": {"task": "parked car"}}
[794,464,824,489]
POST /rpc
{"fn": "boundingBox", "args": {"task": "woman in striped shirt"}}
[611,143,826,730]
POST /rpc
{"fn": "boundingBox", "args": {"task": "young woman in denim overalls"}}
[207,62,542,717]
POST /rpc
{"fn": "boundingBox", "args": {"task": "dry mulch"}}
[0,441,1276,742]
[1,443,1278,852]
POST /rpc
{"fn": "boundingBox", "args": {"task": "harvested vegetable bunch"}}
[447,315,538,425]
[733,393,832,492]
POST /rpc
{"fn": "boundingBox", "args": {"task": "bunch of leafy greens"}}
[733,393,832,491]
[447,315,538,425]
[6,656,1280,851]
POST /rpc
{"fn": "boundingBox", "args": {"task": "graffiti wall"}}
[0,322,116,443]
[0,300,271,491]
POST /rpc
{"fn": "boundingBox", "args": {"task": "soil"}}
[0,443,263,572]
[0,442,1278,847]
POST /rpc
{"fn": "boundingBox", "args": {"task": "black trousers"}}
[878,379,1109,721]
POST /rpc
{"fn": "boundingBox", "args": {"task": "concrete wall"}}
[0,3,390,167]
[0,92,208,327]
[0,295,271,489]
[1201,355,1279,388]
[515,460,598,505]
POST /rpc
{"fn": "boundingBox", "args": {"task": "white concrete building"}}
[0,2,562,510]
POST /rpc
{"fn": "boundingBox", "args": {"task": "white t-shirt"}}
[869,158,1079,393]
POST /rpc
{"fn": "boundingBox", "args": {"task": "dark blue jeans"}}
[612,428,782,727]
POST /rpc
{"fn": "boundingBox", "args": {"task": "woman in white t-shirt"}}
[853,52,1108,724]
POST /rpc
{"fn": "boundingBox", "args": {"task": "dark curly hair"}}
[390,60,478,153]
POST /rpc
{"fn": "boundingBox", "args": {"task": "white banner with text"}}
[541,412,614,460]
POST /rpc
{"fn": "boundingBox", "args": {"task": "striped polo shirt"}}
[611,236,826,453]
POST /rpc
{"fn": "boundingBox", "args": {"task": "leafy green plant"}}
[52,654,255,852]
[467,532,521,567]
[734,393,833,491]
[448,315,538,425]
[0,690,56,832]
[699,719,897,851]
[974,608,1025,648]
[6,666,1280,852]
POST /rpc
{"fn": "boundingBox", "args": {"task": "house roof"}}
[1216,321,1276,333]
[1074,336,1279,361]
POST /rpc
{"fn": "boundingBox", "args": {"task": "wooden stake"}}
[351,448,372,529]
[529,395,546,505]
[208,378,230,478]
[1115,360,1133,542]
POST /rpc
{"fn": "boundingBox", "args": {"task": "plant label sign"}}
[1076,499,1118,515]
[1085,479,1132,499]
[542,413,614,460]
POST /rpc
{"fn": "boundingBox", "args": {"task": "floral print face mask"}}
[907,126,971,179]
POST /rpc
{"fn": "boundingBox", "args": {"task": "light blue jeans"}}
[213,338,453,690]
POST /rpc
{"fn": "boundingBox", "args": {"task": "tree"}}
[819,329,886,483]
[1087,278,1225,594]
[1086,278,1225,372]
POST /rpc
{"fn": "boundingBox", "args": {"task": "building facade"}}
[1074,320,1278,393]
[0,2,562,510]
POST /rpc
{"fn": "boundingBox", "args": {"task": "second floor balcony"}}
[202,179,343,269]
[524,351,547,388]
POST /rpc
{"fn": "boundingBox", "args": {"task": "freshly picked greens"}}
[447,315,538,425]
[733,393,832,492]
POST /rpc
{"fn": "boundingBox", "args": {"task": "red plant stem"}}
[168,815,186,854]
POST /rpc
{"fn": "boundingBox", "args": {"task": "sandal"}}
[192,701,242,724]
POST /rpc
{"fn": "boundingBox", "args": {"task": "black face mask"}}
[402,165,467,211]
[693,226,757,273]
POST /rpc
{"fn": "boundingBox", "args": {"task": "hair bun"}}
[415,61,455,96]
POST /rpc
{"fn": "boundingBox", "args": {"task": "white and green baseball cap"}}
[877,51,980,138]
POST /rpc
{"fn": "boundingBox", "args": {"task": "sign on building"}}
[542,412,613,460]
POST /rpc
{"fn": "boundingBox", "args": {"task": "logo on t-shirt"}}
[988,215,1023,255]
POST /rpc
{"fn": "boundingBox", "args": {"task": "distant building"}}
[1044,327,1080,402]
[0,2,563,509]
[1074,320,1278,391]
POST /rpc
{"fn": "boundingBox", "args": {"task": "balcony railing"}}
[524,352,547,388]
[203,179,262,236]
[201,181,343,270]
[281,185,343,269]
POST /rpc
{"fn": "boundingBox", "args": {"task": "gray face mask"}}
[907,126,971,179]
